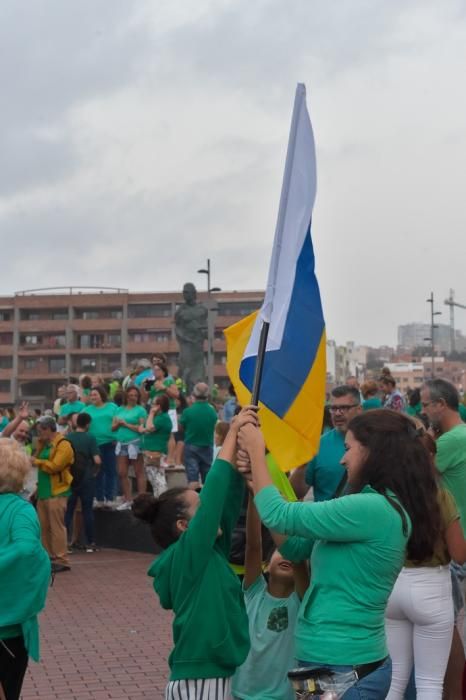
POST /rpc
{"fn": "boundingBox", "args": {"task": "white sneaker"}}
[93,500,105,509]
[104,499,117,509]
[116,501,132,511]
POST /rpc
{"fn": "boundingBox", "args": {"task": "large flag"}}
[225,83,326,472]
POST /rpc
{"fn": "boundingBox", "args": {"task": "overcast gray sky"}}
[1,0,466,347]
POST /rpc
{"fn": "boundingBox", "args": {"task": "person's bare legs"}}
[166,434,176,466]
[133,455,146,495]
[117,455,131,502]
[444,626,465,700]
[174,441,184,467]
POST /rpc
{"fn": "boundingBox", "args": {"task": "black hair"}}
[77,413,92,429]
[124,386,141,405]
[91,385,108,403]
[132,489,190,549]
[80,375,93,390]
[331,385,361,404]
[409,388,421,408]
[424,379,459,411]
[348,409,441,562]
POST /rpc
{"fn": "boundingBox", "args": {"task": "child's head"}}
[214,421,229,447]
[266,548,295,587]
[132,489,200,549]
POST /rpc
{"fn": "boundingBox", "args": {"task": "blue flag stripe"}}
[239,228,324,418]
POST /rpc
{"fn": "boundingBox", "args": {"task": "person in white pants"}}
[386,483,466,700]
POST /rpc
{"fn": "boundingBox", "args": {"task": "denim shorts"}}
[115,440,141,459]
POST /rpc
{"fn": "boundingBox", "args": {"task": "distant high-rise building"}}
[398,323,466,354]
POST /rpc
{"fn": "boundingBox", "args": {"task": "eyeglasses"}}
[421,401,437,409]
[329,404,359,413]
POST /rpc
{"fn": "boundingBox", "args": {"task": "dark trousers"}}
[95,442,117,502]
[65,478,95,545]
[0,636,28,700]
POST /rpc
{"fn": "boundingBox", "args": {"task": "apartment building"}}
[0,287,263,406]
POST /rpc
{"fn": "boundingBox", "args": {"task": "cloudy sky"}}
[2,0,466,347]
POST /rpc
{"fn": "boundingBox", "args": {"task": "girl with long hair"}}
[385,423,466,700]
[238,408,443,700]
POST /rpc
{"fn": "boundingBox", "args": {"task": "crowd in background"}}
[2,360,466,699]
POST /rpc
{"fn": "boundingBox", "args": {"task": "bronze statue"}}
[175,283,208,392]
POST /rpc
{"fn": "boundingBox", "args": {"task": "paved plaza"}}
[21,550,172,699]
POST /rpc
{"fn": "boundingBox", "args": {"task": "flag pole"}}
[251,322,269,405]
[250,83,306,406]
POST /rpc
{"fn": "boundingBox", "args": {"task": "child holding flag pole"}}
[232,485,308,700]
[132,407,258,700]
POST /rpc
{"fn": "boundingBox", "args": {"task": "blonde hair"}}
[0,438,31,494]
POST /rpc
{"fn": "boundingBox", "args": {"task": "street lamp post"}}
[197,259,221,391]
[426,292,442,377]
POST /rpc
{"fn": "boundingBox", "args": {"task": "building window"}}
[21,334,40,345]
[77,358,98,372]
[0,380,10,392]
[106,333,121,347]
[48,357,66,373]
[20,310,40,321]
[0,357,13,369]
[217,301,262,316]
[0,311,11,321]
[78,334,104,349]
[129,331,170,343]
[128,304,172,318]
[50,310,69,320]
[101,356,121,372]
[24,359,38,370]
[109,309,123,319]
[74,308,123,320]
[0,333,13,344]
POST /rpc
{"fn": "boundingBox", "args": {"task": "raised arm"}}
[243,494,263,589]
[1,402,29,438]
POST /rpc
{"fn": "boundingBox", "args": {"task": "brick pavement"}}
[21,550,172,700]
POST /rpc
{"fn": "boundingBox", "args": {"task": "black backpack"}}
[65,438,91,489]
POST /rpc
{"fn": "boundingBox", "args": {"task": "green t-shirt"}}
[232,575,299,699]
[37,444,71,500]
[436,423,466,536]
[66,431,100,480]
[81,403,118,446]
[60,401,85,417]
[406,402,422,417]
[256,485,410,666]
[115,405,147,444]
[143,412,173,453]
[179,401,218,447]
[149,377,177,409]
[362,397,383,411]
[305,429,346,501]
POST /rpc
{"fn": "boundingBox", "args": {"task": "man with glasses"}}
[420,378,466,699]
[291,385,362,501]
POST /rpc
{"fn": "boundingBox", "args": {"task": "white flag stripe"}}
[244,83,317,359]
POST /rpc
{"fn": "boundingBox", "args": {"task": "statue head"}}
[183,283,197,305]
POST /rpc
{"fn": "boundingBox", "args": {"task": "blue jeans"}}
[95,442,117,502]
[184,444,213,484]
[297,657,392,700]
[65,478,95,545]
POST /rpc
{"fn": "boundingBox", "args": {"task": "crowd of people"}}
[2,363,466,700]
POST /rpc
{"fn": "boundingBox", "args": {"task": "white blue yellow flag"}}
[225,83,326,472]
